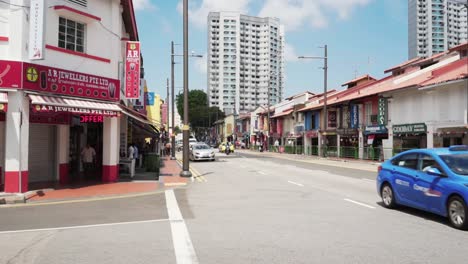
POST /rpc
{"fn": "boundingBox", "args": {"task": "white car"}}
[190,144,215,161]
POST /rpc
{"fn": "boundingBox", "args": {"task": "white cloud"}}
[176,0,372,30]
[284,43,299,62]
[259,0,372,31]
[178,0,253,29]
[133,0,156,11]
[195,53,208,74]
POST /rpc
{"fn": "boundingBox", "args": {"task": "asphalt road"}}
[0,151,467,264]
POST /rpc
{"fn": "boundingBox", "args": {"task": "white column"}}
[4,91,29,193]
[337,134,341,157]
[56,125,70,184]
[102,117,120,182]
[358,130,364,159]
[427,124,434,148]
[318,133,323,157]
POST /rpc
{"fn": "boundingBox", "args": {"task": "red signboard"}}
[22,62,120,101]
[80,115,104,123]
[306,130,318,138]
[32,104,118,116]
[125,41,141,99]
[0,61,23,88]
[29,111,71,125]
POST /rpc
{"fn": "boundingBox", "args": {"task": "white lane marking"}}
[258,171,267,175]
[0,219,170,235]
[165,190,199,264]
[361,178,376,183]
[287,181,304,187]
[344,198,376,209]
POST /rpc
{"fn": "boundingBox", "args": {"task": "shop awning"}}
[28,94,121,116]
[0,92,7,112]
[271,109,293,118]
[119,104,154,125]
[120,104,159,137]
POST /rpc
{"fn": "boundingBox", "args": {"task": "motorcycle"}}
[225,146,231,155]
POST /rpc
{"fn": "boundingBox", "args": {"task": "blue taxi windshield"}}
[439,154,468,176]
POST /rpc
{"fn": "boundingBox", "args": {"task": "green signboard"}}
[392,123,427,134]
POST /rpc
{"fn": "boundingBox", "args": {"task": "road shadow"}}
[375,201,464,230]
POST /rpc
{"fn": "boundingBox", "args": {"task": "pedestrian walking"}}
[166,142,172,157]
[128,143,135,178]
[134,144,139,168]
[274,139,279,153]
[81,144,96,180]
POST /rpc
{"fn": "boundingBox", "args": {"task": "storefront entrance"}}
[29,124,56,184]
[68,119,103,182]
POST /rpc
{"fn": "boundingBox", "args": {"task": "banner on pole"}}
[125,42,141,99]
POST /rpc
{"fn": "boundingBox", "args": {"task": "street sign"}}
[378,97,387,125]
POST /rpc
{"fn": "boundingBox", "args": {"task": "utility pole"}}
[166,78,169,134]
[324,45,328,131]
[180,0,191,177]
[170,41,176,160]
[267,73,271,152]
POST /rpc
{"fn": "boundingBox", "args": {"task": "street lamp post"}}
[166,78,170,134]
[180,0,191,177]
[171,41,203,164]
[170,41,176,160]
[298,44,328,130]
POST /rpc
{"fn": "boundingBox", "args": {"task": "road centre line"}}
[361,178,376,183]
[344,198,376,209]
[287,181,304,187]
[0,219,170,235]
[165,190,199,264]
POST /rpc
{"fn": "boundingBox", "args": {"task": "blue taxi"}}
[377,146,468,230]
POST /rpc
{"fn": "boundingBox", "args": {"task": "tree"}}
[176,90,224,129]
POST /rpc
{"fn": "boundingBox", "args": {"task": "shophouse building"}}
[295,43,467,161]
[0,0,155,193]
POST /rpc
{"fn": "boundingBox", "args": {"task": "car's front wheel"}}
[381,183,396,209]
[447,196,468,230]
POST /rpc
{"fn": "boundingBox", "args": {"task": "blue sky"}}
[134,0,408,99]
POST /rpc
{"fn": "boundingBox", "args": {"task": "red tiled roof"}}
[300,56,467,112]
[419,58,468,86]
[384,57,422,74]
[449,42,468,52]
[341,74,376,86]
[121,0,139,41]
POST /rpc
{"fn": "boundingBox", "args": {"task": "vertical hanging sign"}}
[350,104,359,129]
[29,0,45,60]
[125,41,141,99]
[378,97,387,125]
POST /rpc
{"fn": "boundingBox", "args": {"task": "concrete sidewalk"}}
[0,157,191,205]
[236,149,380,172]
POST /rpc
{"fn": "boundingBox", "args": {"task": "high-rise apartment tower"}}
[409,0,468,59]
[207,12,285,115]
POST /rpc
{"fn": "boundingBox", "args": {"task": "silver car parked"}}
[190,144,215,161]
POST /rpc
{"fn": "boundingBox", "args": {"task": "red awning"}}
[0,92,7,112]
[271,109,293,118]
[28,94,121,116]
